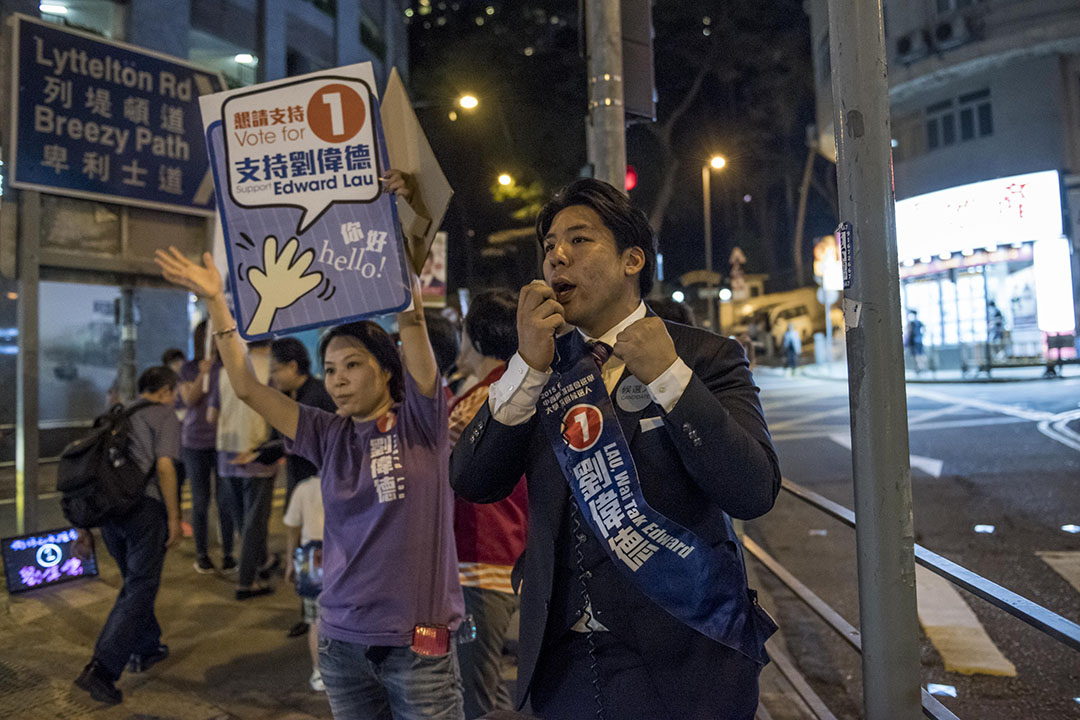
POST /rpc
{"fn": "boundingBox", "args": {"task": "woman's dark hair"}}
[138,366,178,394]
[271,337,312,376]
[535,178,658,297]
[465,289,519,362]
[161,347,185,366]
[424,308,459,376]
[318,321,404,402]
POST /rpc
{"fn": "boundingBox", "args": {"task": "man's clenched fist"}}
[613,317,678,384]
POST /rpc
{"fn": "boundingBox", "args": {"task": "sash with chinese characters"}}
[539,334,770,663]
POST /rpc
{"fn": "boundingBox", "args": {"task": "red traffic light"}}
[625,165,638,191]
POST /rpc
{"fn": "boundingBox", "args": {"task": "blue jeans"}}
[93,498,168,679]
[318,635,464,720]
[182,447,233,557]
[458,586,518,718]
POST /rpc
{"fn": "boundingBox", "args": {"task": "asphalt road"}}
[746,369,1080,720]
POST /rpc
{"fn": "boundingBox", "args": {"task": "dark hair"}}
[138,366,178,394]
[424,309,459,377]
[648,298,697,327]
[536,178,657,296]
[161,347,185,366]
[465,289,519,362]
[271,337,312,376]
[193,319,209,360]
[318,321,404,402]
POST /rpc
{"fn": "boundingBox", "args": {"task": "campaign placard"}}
[2,527,99,594]
[9,14,226,215]
[199,64,410,339]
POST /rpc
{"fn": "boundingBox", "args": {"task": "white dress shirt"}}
[488,301,693,425]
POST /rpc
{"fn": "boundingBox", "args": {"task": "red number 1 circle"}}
[561,404,604,452]
[307,83,366,143]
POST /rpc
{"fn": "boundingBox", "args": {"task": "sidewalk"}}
[0,505,329,719]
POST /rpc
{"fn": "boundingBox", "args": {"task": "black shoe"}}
[128,644,169,673]
[193,555,216,574]
[74,660,122,705]
[287,620,310,638]
[236,585,274,601]
[221,555,238,573]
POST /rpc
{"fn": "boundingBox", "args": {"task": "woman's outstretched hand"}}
[155,248,224,300]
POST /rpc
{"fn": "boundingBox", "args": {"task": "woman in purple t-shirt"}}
[155,176,465,720]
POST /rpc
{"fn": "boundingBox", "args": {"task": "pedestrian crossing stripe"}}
[916,566,1017,677]
[1036,551,1080,597]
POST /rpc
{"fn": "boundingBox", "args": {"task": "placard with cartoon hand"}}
[199,63,411,339]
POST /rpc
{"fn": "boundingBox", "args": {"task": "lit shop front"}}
[895,170,1075,369]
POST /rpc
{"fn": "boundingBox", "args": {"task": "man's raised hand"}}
[517,280,565,372]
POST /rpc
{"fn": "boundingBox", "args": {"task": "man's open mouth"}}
[551,280,576,302]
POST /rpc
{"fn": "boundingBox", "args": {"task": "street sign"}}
[199,63,410,340]
[8,14,226,215]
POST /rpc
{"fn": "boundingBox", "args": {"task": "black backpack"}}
[57,400,154,528]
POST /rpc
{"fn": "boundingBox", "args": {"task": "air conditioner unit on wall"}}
[933,14,971,51]
[896,30,931,64]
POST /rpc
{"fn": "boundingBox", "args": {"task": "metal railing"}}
[744,478,1080,719]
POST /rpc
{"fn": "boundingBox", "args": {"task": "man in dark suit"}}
[450,178,782,719]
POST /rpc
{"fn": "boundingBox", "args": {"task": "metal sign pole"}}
[15,190,41,534]
[825,0,922,717]
[585,0,626,188]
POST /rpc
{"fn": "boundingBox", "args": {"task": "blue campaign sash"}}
[539,333,774,664]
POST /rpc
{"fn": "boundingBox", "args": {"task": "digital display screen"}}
[2,527,99,594]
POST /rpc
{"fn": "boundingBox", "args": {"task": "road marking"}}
[828,434,944,477]
[1037,409,1080,453]
[906,386,1053,422]
[767,406,850,431]
[1036,551,1080,597]
[908,404,964,426]
[915,566,1017,676]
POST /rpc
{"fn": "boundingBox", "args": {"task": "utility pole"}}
[825,0,922,718]
[702,166,716,330]
[585,0,626,188]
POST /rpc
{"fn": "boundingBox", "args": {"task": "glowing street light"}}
[234,53,257,65]
[497,173,513,187]
[710,155,727,170]
[458,94,479,110]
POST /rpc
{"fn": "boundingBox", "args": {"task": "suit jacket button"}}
[682,422,692,433]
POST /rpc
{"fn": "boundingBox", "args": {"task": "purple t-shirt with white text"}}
[287,372,463,646]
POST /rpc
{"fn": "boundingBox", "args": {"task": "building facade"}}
[806,0,1080,370]
[0,0,407,470]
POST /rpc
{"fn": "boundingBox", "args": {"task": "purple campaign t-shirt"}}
[287,371,464,646]
[178,359,218,450]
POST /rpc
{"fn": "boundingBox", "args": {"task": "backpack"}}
[57,400,154,528]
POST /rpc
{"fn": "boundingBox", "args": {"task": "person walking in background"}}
[73,366,183,705]
[449,289,528,719]
[782,324,801,376]
[178,321,231,574]
[905,309,926,374]
[234,337,335,633]
[210,339,278,599]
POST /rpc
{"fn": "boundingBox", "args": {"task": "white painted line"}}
[908,404,964,426]
[767,406,850,431]
[906,387,1053,422]
[916,566,1017,676]
[828,434,944,477]
[1037,409,1080,453]
[1036,551,1080,598]
[770,415,1031,442]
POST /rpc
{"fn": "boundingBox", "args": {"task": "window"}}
[924,89,992,153]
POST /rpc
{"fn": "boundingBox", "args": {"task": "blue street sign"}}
[9,15,226,215]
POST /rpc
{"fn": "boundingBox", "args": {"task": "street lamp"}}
[497,173,513,187]
[702,154,727,330]
[458,94,479,110]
